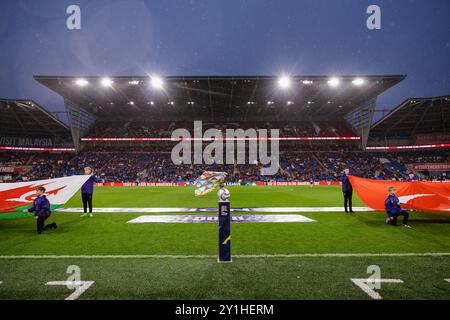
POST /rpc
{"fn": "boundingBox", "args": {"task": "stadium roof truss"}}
[369,95,450,145]
[0,99,71,143]
[34,75,405,149]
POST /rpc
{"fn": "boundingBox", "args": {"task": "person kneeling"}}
[28,187,57,234]
[385,186,411,228]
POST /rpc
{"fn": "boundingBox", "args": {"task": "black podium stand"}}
[218,201,231,263]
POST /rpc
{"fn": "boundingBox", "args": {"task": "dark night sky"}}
[0,0,449,122]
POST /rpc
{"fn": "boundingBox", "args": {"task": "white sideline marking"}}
[445,279,450,283]
[46,281,94,300]
[351,278,403,300]
[0,252,449,259]
[127,214,315,224]
[56,206,374,213]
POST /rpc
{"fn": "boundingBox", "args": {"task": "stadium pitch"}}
[0,185,449,300]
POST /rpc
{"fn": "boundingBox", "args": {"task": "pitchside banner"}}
[0,135,55,148]
[0,175,91,220]
[414,133,450,145]
[348,175,450,213]
[0,166,27,173]
[409,163,450,171]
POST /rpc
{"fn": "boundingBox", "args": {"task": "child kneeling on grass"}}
[27,187,57,234]
[385,186,411,228]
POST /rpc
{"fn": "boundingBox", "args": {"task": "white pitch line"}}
[56,206,374,213]
[351,278,404,300]
[0,253,449,259]
[46,281,95,300]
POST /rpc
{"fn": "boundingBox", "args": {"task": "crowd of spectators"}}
[1,149,448,183]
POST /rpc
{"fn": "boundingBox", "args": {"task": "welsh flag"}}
[0,175,91,220]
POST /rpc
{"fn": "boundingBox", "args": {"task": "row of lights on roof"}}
[74,76,366,90]
[277,76,366,89]
[127,100,183,106]
[74,76,165,90]
[123,100,333,107]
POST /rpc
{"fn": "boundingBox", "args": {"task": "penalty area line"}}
[0,253,449,259]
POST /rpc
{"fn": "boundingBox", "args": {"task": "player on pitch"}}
[80,167,99,218]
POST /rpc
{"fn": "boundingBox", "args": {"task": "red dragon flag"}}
[0,175,92,220]
[348,175,450,213]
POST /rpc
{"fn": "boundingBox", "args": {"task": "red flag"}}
[348,176,450,213]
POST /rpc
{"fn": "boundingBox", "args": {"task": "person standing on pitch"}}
[80,167,99,218]
[27,187,57,234]
[341,168,354,213]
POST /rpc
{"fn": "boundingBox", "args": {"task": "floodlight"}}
[278,76,291,89]
[101,78,114,87]
[150,76,164,90]
[328,77,340,87]
[352,78,365,86]
[75,78,89,87]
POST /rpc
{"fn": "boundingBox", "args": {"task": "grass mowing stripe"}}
[1,252,450,259]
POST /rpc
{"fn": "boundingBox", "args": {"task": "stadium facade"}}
[34,75,405,150]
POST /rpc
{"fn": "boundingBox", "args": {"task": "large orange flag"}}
[348,176,450,213]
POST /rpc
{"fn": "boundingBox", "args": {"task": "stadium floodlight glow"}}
[267,101,274,105]
[147,101,155,105]
[327,77,340,87]
[352,78,365,86]
[287,101,294,105]
[302,80,313,85]
[75,78,89,87]
[128,101,135,106]
[101,78,114,87]
[278,76,291,89]
[150,76,164,90]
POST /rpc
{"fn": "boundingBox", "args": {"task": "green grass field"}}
[1,186,449,300]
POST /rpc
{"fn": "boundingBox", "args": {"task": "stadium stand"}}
[84,121,356,138]
[1,150,449,183]
[34,75,405,150]
[1,77,448,184]
[0,99,73,148]
[368,95,450,148]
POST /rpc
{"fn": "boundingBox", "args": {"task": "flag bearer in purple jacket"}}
[341,168,354,213]
[28,187,57,234]
[385,187,411,228]
[80,167,99,218]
